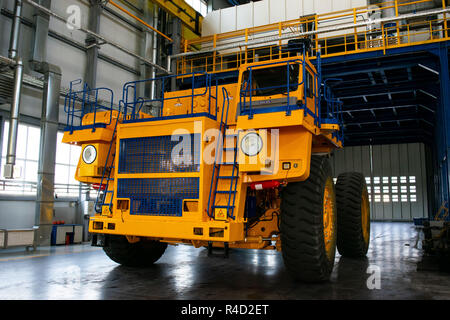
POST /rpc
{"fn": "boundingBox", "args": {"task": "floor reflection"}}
[1,222,449,299]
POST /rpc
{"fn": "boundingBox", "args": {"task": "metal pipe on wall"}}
[4,1,24,180]
[8,0,22,60]
[30,0,51,66]
[4,59,23,178]
[34,63,61,246]
[24,0,170,74]
[151,3,158,100]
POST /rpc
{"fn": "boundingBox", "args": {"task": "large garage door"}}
[331,143,428,221]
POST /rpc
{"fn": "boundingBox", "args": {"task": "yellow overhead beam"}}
[149,0,203,35]
[110,0,173,42]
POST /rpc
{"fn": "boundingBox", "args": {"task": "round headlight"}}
[82,145,97,164]
[241,132,263,157]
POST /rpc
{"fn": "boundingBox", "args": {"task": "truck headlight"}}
[241,132,263,157]
[82,145,97,164]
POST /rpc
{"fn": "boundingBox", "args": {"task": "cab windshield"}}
[241,64,300,97]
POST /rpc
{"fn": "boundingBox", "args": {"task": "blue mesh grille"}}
[117,178,199,216]
[118,134,201,174]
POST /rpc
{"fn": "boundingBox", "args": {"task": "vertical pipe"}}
[152,4,158,101]
[30,0,51,65]
[4,0,24,179]
[85,0,102,89]
[3,59,23,179]
[8,0,23,60]
[35,64,62,246]
[170,17,182,91]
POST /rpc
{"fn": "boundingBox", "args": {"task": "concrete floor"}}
[0,222,449,300]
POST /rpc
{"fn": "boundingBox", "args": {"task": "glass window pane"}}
[24,161,38,182]
[55,164,69,184]
[2,121,9,157]
[56,137,71,164]
[26,126,41,160]
[70,145,81,166]
[69,166,78,185]
[16,124,27,159]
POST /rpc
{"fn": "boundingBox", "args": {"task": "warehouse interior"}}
[0,0,449,300]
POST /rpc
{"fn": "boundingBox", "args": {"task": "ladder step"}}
[215,190,237,194]
[218,176,239,179]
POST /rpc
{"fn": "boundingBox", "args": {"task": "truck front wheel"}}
[103,235,167,267]
[280,156,337,282]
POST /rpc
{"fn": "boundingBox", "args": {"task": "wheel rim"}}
[361,189,370,245]
[323,179,335,261]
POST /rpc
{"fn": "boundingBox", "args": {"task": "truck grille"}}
[117,178,200,217]
[118,134,200,174]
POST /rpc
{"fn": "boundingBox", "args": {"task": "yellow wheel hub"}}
[323,179,336,261]
[361,190,370,245]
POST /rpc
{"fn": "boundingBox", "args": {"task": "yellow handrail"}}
[176,0,449,75]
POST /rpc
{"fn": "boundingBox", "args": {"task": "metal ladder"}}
[207,87,239,220]
[94,107,121,214]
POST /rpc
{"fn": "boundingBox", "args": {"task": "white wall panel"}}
[253,0,269,30]
[220,6,237,33]
[202,0,370,38]
[268,0,285,24]
[285,0,302,21]
[236,3,253,30]
[202,10,221,36]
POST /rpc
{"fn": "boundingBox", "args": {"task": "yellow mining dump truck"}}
[62,43,370,282]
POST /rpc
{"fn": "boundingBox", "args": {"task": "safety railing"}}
[239,55,343,141]
[0,179,91,197]
[239,59,307,120]
[121,72,219,122]
[176,0,449,75]
[322,79,345,143]
[64,79,115,133]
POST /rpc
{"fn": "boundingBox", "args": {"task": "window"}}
[0,121,81,196]
[185,0,207,17]
[241,64,300,97]
[55,132,81,197]
[306,72,314,98]
[1,122,40,194]
[355,175,418,204]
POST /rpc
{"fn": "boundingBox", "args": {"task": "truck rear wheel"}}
[335,172,370,257]
[280,156,337,282]
[103,235,167,267]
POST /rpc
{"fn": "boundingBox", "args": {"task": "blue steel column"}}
[433,43,450,220]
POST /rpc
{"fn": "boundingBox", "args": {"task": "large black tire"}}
[335,172,370,258]
[103,235,167,267]
[280,156,337,282]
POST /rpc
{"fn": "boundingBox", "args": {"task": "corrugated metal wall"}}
[331,143,428,221]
